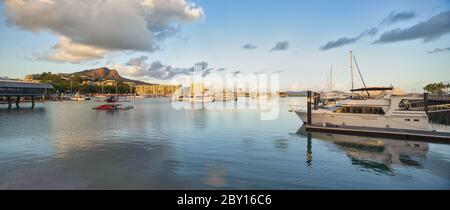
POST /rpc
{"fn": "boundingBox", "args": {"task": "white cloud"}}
[34,37,108,64]
[4,0,204,61]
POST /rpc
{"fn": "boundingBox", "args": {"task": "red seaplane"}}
[93,96,133,111]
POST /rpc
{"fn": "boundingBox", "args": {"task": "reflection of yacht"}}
[298,127,429,170]
[294,87,430,131]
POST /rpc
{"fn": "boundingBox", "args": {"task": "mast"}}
[350,50,354,90]
[330,64,333,91]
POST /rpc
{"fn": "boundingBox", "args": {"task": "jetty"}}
[0,80,53,109]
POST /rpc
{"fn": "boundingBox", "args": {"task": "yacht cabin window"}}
[333,106,385,115]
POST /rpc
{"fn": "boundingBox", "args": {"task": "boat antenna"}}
[352,54,370,97]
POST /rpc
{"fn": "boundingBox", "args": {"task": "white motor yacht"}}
[292,87,430,131]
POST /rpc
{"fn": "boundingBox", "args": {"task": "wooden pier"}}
[0,80,53,109]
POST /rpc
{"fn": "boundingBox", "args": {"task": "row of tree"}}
[423,82,450,95]
[35,73,133,94]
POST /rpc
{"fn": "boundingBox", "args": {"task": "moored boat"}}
[292,87,430,131]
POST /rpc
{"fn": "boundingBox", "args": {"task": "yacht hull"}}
[295,111,429,130]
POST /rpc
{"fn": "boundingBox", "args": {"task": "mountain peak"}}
[70,67,150,85]
[75,67,121,80]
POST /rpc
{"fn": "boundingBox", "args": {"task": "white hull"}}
[70,97,87,101]
[295,111,429,131]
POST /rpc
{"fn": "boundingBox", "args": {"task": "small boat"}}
[70,93,90,101]
[93,103,133,111]
[134,95,145,99]
[185,95,215,102]
[106,96,118,103]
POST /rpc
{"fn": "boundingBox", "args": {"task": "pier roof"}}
[0,80,53,89]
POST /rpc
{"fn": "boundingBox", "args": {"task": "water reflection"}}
[203,165,227,187]
[306,133,313,167]
[273,137,289,153]
[297,126,429,174]
[0,98,449,189]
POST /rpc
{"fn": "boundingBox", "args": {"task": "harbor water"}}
[0,98,449,189]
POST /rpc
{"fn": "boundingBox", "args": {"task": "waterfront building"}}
[135,84,181,96]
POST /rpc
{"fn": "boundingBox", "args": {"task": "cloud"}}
[381,10,417,25]
[270,41,290,51]
[373,11,450,44]
[232,71,241,76]
[320,28,378,51]
[33,37,108,64]
[119,57,225,80]
[242,44,257,50]
[4,0,204,61]
[126,56,149,66]
[427,46,450,54]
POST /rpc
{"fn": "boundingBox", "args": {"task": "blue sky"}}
[0,0,449,92]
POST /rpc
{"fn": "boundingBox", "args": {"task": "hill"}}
[70,67,151,85]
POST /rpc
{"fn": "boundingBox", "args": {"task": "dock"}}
[305,124,450,144]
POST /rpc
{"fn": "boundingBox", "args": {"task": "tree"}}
[423,82,445,95]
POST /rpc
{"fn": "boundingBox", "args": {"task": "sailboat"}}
[320,64,349,106]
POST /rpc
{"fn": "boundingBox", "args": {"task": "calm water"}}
[0,98,449,189]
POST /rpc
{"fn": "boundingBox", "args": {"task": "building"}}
[82,81,95,86]
[135,84,181,96]
[23,74,41,83]
[190,82,207,96]
[123,82,136,86]
[103,80,117,86]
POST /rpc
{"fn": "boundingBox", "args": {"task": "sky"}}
[0,0,449,92]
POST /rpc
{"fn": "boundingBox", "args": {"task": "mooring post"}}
[313,93,318,110]
[31,96,35,109]
[424,92,429,113]
[15,96,20,109]
[7,96,11,109]
[307,90,312,125]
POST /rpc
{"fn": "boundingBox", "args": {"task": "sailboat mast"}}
[350,50,354,90]
[330,64,333,91]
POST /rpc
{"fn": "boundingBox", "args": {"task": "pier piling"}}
[15,96,20,109]
[31,96,35,109]
[7,96,11,109]
[307,91,312,125]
